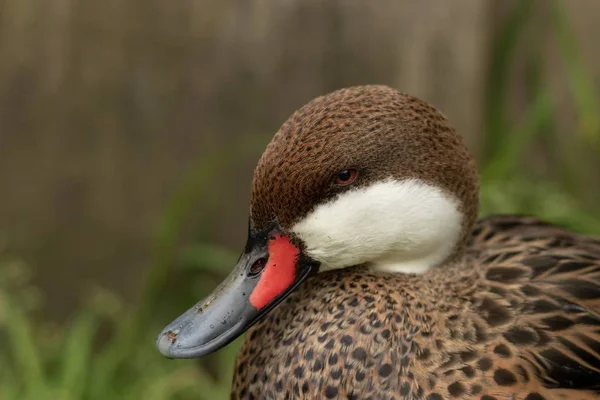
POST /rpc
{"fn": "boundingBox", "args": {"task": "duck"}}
[157,85,600,399]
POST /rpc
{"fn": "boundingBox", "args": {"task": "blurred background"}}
[1,0,599,398]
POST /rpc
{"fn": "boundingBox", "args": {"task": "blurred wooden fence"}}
[0,0,598,318]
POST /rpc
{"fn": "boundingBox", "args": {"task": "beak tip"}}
[155,319,217,359]
[156,330,177,358]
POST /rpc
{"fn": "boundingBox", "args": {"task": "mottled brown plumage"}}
[225,86,600,399]
[233,216,600,399]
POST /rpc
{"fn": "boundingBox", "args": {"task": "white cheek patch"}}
[291,179,462,274]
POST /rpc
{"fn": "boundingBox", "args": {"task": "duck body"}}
[156,86,600,400]
[233,215,600,399]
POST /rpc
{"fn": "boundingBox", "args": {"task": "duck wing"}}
[471,215,600,391]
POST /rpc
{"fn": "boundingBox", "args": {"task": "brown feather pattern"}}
[233,216,600,399]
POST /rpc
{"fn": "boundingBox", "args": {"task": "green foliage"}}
[481,0,600,234]
[0,256,237,400]
[1,1,600,399]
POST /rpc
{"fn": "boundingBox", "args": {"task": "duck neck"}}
[367,243,469,275]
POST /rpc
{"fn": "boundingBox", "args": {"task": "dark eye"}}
[248,257,267,276]
[334,169,358,185]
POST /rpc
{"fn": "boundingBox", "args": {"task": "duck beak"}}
[156,228,319,359]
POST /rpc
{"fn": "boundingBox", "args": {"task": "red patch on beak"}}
[249,234,299,310]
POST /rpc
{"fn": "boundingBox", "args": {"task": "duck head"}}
[157,85,480,358]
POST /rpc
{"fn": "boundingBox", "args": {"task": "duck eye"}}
[334,169,358,185]
[248,257,267,276]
